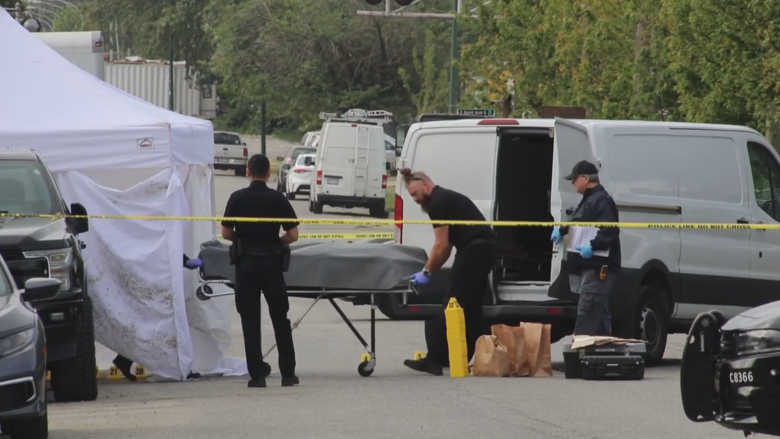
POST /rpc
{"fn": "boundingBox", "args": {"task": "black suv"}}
[0,148,97,403]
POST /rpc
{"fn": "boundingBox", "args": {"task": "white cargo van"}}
[392,116,780,365]
[308,110,391,218]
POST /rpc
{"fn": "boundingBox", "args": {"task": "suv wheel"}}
[234,167,244,177]
[312,201,323,214]
[50,295,99,402]
[5,412,48,439]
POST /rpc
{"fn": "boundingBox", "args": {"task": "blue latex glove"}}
[409,270,431,285]
[550,226,562,245]
[575,244,594,259]
[185,257,203,269]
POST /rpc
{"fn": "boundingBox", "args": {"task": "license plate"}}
[728,369,755,387]
[327,178,338,185]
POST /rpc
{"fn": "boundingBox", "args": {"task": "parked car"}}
[276,146,316,192]
[392,117,780,366]
[213,131,248,176]
[384,134,397,174]
[0,148,97,402]
[299,130,319,146]
[0,257,63,439]
[681,302,780,437]
[285,153,315,200]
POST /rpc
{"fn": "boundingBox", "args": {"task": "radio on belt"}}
[563,339,646,381]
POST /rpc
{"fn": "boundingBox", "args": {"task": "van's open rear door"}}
[353,125,370,197]
[549,118,595,301]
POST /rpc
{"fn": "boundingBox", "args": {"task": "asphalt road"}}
[39,149,748,439]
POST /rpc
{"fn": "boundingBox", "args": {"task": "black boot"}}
[281,375,299,387]
[113,355,137,381]
[403,358,443,376]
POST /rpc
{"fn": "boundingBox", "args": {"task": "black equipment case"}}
[563,341,646,381]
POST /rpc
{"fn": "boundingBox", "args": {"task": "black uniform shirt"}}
[425,185,492,249]
[221,180,300,247]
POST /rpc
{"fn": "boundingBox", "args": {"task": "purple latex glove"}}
[409,270,431,285]
[185,257,203,269]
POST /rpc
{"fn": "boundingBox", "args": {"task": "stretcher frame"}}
[194,269,418,378]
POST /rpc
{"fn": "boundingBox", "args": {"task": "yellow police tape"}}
[0,212,777,229]
[217,233,394,240]
[46,364,148,381]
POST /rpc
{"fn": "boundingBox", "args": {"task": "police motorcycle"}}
[681,300,780,437]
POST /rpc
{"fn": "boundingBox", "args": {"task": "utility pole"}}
[448,0,458,113]
[167,0,174,112]
[357,0,468,114]
[261,101,267,156]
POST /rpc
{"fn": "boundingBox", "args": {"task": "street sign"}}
[457,109,495,117]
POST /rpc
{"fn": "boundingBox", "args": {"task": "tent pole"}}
[168,0,174,111]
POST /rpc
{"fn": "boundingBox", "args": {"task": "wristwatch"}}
[423,268,432,276]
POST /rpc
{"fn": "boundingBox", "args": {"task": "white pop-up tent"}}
[0,10,246,381]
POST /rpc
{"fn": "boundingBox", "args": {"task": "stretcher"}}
[190,240,427,377]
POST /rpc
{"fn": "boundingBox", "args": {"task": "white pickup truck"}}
[214,131,248,176]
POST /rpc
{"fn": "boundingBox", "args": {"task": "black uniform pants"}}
[235,255,296,380]
[571,268,616,336]
[424,241,496,367]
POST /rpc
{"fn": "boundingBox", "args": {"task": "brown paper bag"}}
[472,335,510,377]
[521,322,553,377]
[491,324,530,377]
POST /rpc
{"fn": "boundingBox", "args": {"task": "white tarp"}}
[0,10,246,380]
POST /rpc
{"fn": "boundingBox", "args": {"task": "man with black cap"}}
[550,160,620,336]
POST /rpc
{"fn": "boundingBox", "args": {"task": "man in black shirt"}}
[399,169,496,376]
[221,154,300,388]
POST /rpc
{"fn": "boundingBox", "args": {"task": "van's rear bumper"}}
[318,194,383,208]
[369,295,578,323]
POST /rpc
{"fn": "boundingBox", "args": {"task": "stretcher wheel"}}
[196,285,212,301]
[261,362,272,378]
[357,361,374,377]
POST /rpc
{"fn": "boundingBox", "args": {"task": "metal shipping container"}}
[104,62,216,119]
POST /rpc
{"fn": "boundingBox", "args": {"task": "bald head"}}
[399,168,436,210]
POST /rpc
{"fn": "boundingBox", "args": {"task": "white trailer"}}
[32,31,105,81]
[104,61,217,120]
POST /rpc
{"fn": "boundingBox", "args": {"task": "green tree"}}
[662,0,780,138]
[52,5,85,32]
[398,29,450,117]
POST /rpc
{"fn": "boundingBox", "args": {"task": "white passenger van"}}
[309,109,391,218]
[392,116,780,365]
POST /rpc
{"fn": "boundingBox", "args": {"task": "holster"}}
[279,244,291,272]
[228,240,241,265]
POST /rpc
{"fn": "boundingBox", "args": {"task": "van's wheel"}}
[614,285,669,366]
[369,205,387,218]
[287,191,295,200]
[313,201,324,214]
[50,295,99,402]
[234,168,244,177]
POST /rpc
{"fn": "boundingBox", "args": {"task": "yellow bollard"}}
[445,297,469,378]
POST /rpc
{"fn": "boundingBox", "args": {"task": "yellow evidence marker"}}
[414,351,425,361]
[445,297,469,378]
[361,353,371,362]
